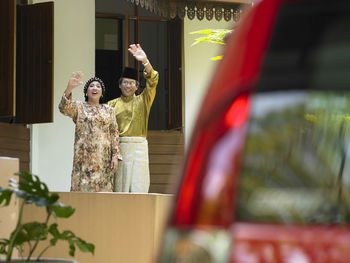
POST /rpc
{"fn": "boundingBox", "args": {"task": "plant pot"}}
[0,259,77,263]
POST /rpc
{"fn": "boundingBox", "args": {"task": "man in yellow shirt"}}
[108,44,159,192]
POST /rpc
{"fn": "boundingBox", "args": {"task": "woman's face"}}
[119,77,138,97]
[87,81,103,103]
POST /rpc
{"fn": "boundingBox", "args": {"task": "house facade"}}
[1,0,242,192]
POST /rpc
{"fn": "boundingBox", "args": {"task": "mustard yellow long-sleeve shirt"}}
[108,68,159,137]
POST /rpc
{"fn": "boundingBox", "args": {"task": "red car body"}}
[159,0,350,262]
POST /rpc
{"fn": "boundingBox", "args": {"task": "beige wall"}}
[31,0,95,191]
[0,157,19,259]
[184,18,234,145]
[22,192,172,263]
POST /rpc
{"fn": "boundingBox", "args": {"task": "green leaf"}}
[23,222,48,241]
[50,239,58,246]
[48,223,59,236]
[11,229,29,245]
[76,238,95,254]
[9,222,49,248]
[0,188,13,206]
[48,193,60,204]
[48,225,94,256]
[53,203,75,218]
[17,172,50,198]
[61,230,75,239]
[0,239,9,255]
[69,244,75,257]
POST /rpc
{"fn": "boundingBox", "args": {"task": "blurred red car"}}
[158,0,350,262]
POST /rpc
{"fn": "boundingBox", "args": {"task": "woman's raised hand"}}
[68,71,84,89]
[128,44,147,63]
[64,71,84,98]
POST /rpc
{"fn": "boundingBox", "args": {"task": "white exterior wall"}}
[31,0,95,191]
[184,18,234,145]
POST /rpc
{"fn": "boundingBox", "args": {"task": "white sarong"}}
[114,137,150,193]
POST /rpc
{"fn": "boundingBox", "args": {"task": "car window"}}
[236,0,350,224]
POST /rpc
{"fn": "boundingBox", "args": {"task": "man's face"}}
[119,77,138,97]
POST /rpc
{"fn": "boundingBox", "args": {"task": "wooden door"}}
[0,0,16,118]
[16,2,54,123]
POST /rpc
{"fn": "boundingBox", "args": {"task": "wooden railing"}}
[148,130,184,194]
[0,123,30,172]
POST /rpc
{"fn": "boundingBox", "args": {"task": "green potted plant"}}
[0,171,94,262]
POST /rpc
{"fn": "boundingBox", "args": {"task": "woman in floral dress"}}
[59,72,122,192]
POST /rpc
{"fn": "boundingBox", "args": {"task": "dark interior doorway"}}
[95,9,182,130]
[95,18,123,103]
[139,20,168,130]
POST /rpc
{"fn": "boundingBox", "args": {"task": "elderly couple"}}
[59,44,159,193]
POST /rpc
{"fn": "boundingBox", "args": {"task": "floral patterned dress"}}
[59,94,122,192]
